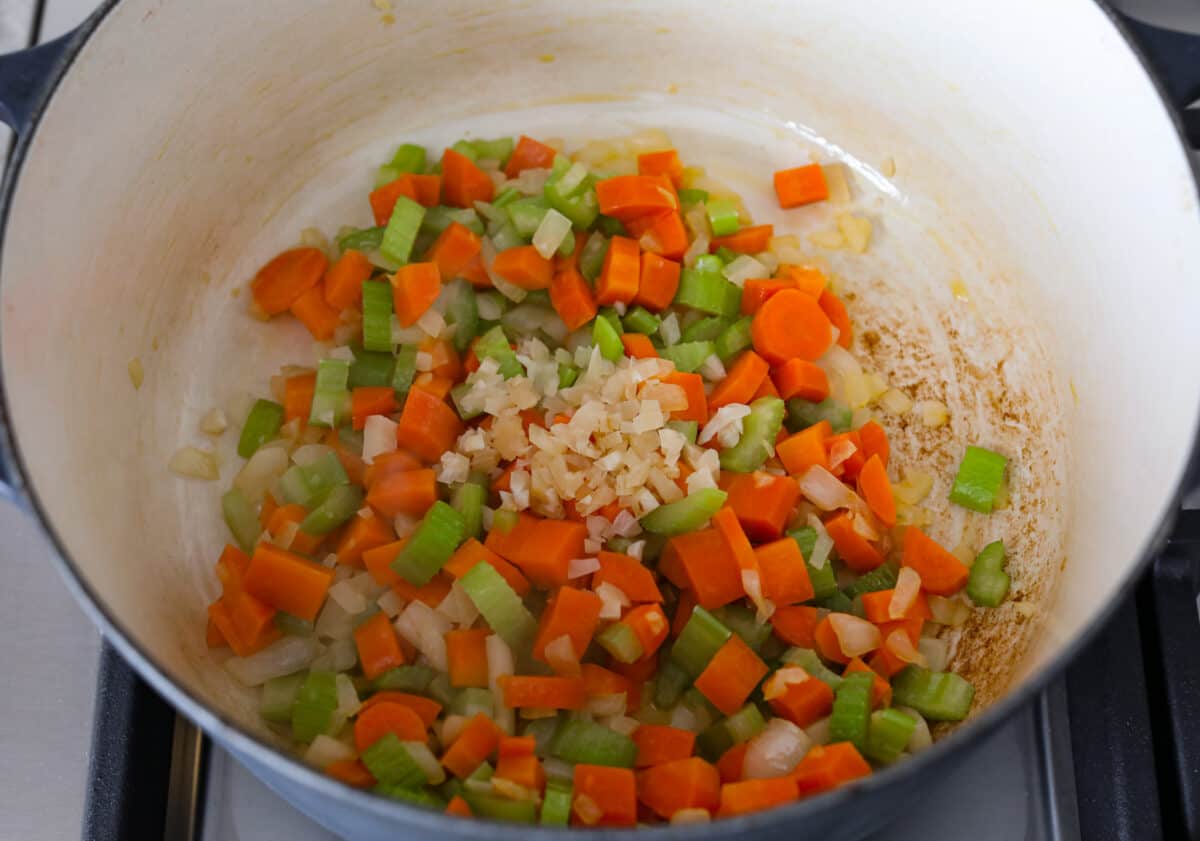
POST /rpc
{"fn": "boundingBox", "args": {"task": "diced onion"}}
[671,809,712,825]
[200,408,228,435]
[928,594,972,627]
[919,636,949,672]
[225,636,318,686]
[743,718,812,779]
[377,589,406,618]
[532,208,573,259]
[602,715,640,737]
[359,415,398,465]
[315,596,355,642]
[586,693,627,717]
[805,716,832,746]
[659,312,681,346]
[828,438,858,471]
[435,582,480,628]
[394,601,451,671]
[304,735,355,768]
[828,613,882,658]
[404,741,446,785]
[914,399,950,428]
[544,634,582,676]
[722,255,767,288]
[698,354,727,382]
[884,629,927,667]
[798,465,858,511]
[168,446,219,480]
[806,514,834,569]
[669,702,704,732]
[328,578,369,615]
[335,672,361,718]
[762,667,809,701]
[896,706,932,753]
[476,293,504,321]
[890,567,922,619]
[487,634,516,726]
[440,714,468,747]
[596,581,630,620]
[568,557,601,579]
[574,793,604,826]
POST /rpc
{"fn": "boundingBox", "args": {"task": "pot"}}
[0,2,1198,838]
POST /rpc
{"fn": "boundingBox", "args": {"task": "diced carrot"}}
[861,589,931,624]
[283,372,316,423]
[445,628,491,688]
[445,795,472,817]
[495,753,546,793]
[395,387,464,463]
[711,507,760,594]
[411,372,453,401]
[323,426,366,487]
[532,585,602,666]
[492,244,553,290]
[458,252,492,289]
[595,551,663,603]
[776,264,828,298]
[504,135,557,178]
[637,149,684,187]
[498,736,537,758]
[408,173,442,208]
[694,635,769,715]
[857,454,896,527]
[813,615,850,664]
[741,278,793,316]
[717,776,798,817]
[550,267,598,331]
[390,571,453,608]
[595,175,678,222]
[205,616,227,648]
[768,675,834,727]
[326,759,376,788]
[901,527,970,595]
[391,262,442,327]
[844,657,892,708]
[630,211,689,261]
[206,598,280,658]
[623,604,670,659]
[868,645,910,679]
[716,743,748,784]
[858,419,890,467]
[499,675,587,710]
[443,538,531,596]
[595,235,640,305]
[661,371,708,424]
[442,713,503,779]
[663,528,743,609]
[353,611,406,680]
[825,430,866,482]
[637,757,720,819]
[611,649,658,685]
[370,176,418,226]
[426,221,482,282]
[362,540,404,588]
[755,537,814,605]
[876,615,924,648]
[751,288,833,364]
[242,543,335,622]
[621,333,658,359]
[773,164,829,208]
[635,251,682,311]
[633,725,696,768]
[258,493,279,531]
[773,358,830,402]
[365,468,438,518]
[823,511,885,573]
[718,471,800,541]
[324,249,373,311]
[708,350,769,410]
[440,147,494,207]
[777,421,831,475]
[418,336,463,381]
[573,764,637,827]
[353,701,426,752]
[290,284,342,340]
[350,386,398,431]
[358,691,442,726]
[753,375,780,401]
[363,448,423,490]
[819,289,853,349]
[770,605,821,648]
[484,512,585,588]
[792,743,871,797]
[251,248,328,316]
[710,224,773,254]
[266,503,323,555]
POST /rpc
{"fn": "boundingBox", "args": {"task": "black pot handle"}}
[0,31,76,135]
[1117,12,1200,148]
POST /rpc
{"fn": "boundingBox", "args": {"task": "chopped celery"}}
[362,732,428,787]
[592,315,624,362]
[291,670,337,742]
[549,718,637,768]
[950,445,1009,514]
[786,397,852,434]
[713,604,772,652]
[806,560,840,602]
[891,667,975,721]
[462,791,537,823]
[678,188,709,205]
[451,139,479,161]
[474,325,523,378]
[681,316,731,343]
[720,396,786,473]
[391,501,466,585]
[715,246,739,265]
[259,672,306,723]
[694,254,725,274]
[639,488,727,536]
[492,187,520,209]
[466,137,514,164]
[459,561,537,650]
[671,606,732,677]
[578,233,608,283]
[348,348,395,388]
[780,648,844,690]
[374,664,435,692]
[557,363,580,389]
[597,307,624,335]
[659,340,716,373]
[507,196,550,238]
[449,687,495,717]
[843,560,899,599]
[222,488,260,553]
[451,481,485,541]
[237,399,285,458]
[279,451,349,508]
[388,143,426,174]
[377,784,444,810]
[623,306,661,335]
[830,671,873,749]
[300,484,364,535]
[361,280,394,353]
[675,268,740,317]
[544,165,600,230]
[715,317,754,363]
[818,591,854,614]
[523,716,561,757]
[665,419,698,444]
[540,779,573,826]
[864,708,917,764]
[381,195,426,265]
[698,703,764,760]
[391,345,419,396]
[789,526,818,559]
[444,280,479,353]
[422,206,484,238]
[596,215,627,237]
[490,222,524,252]
[492,508,519,534]
[706,199,740,237]
[427,672,456,706]
[597,622,644,664]
[275,612,313,636]
[967,540,1010,607]
[654,658,691,708]
[337,226,384,253]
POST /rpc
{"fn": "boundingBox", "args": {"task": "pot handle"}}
[1118,13,1200,148]
[0,31,76,135]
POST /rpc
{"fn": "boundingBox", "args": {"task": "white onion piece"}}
[304,735,355,768]
[545,634,582,676]
[568,557,601,580]
[311,638,358,673]
[476,293,504,322]
[806,514,834,569]
[928,594,972,627]
[225,636,318,686]
[486,634,516,734]
[292,443,334,466]
[828,613,882,658]
[377,589,406,618]
[586,693,627,718]
[743,718,812,779]
[798,465,858,511]
[169,446,219,480]
[335,673,361,718]
[362,415,398,464]
[659,312,681,346]
[849,507,882,541]
[828,439,858,471]
[602,715,641,737]
[435,582,480,628]
[669,702,705,732]
[328,579,369,615]
[596,581,630,620]
[890,567,922,619]
[200,408,228,435]
[440,714,469,747]
[394,601,450,671]
[918,637,949,673]
[805,716,832,746]
[885,629,927,667]
[762,667,810,701]
[722,255,767,289]
[403,741,447,785]
[671,809,712,825]
[532,208,573,259]
[542,758,574,781]
[896,706,933,753]
[698,354,727,383]
[234,445,289,502]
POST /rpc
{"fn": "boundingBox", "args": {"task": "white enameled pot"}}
[0,2,1198,838]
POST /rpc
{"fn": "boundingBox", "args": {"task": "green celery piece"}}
[468,137,514,164]
[449,687,495,717]
[279,452,349,508]
[540,779,573,826]
[459,561,537,650]
[665,419,698,444]
[780,648,844,690]
[786,397,852,434]
[678,188,709,206]
[715,317,754,363]
[623,306,661,335]
[950,445,1009,514]
[259,672,306,723]
[578,233,609,283]
[392,501,466,585]
[348,349,395,388]
[291,671,337,742]
[557,363,580,389]
[427,672,456,706]
[706,199,740,237]
[362,732,428,788]
[492,508,519,534]
[475,289,508,318]
[489,222,524,252]
[830,671,873,749]
[545,167,600,230]
[274,612,314,636]
[864,708,917,764]
[221,488,260,553]
[381,195,426,264]
[682,316,731,343]
[694,254,725,273]
[361,280,394,353]
[507,196,550,238]
[451,481,486,541]
[377,784,444,810]
[388,143,427,174]
[843,560,900,599]
[374,664,435,692]
[238,399,285,458]
[804,560,840,601]
[338,226,385,253]
[391,345,419,396]
[597,307,624,335]
[451,384,484,422]
[300,484,364,536]
[549,718,637,768]
[522,716,561,758]
[444,280,479,353]
[451,139,479,161]
[715,246,739,265]
[671,606,733,677]
[659,340,715,373]
[654,658,691,708]
[640,488,727,536]
[697,703,764,760]
[720,396,786,473]
[422,206,484,238]
[474,325,523,378]
[597,622,644,664]
[462,791,537,823]
[891,666,975,721]
[338,426,364,455]
[376,165,403,188]
[468,761,495,783]
[789,525,818,559]
[967,540,1010,607]
[596,215,626,237]
[713,604,772,652]
[675,267,740,317]
[308,359,351,429]
[556,225,577,258]
[492,187,520,209]
[592,315,624,362]
[818,591,855,614]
